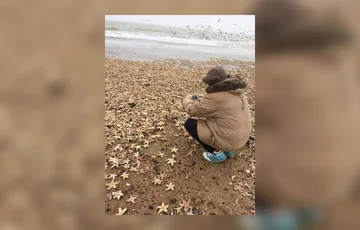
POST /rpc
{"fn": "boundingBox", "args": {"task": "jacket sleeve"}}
[182,95,217,118]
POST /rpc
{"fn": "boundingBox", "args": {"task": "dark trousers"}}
[184,118,216,153]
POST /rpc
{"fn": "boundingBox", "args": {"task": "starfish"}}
[159,173,166,180]
[180,199,192,212]
[165,182,175,191]
[123,164,130,169]
[144,140,150,145]
[108,140,115,145]
[133,152,140,159]
[115,208,128,215]
[188,136,193,141]
[174,206,183,213]
[106,179,119,190]
[108,174,117,180]
[143,144,149,148]
[114,135,121,140]
[105,161,108,169]
[122,159,130,164]
[158,152,165,158]
[126,195,137,204]
[110,162,120,169]
[118,152,126,159]
[108,157,118,164]
[135,145,141,150]
[186,208,195,215]
[234,184,242,191]
[153,177,162,185]
[113,144,121,151]
[157,126,164,131]
[170,147,178,153]
[167,158,176,166]
[121,172,129,179]
[187,151,193,156]
[112,190,124,200]
[134,160,141,168]
[174,134,179,138]
[158,121,165,126]
[130,166,139,172]
[157,203,169,214]
[139,134,144,139]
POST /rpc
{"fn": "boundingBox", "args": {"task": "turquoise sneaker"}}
[224,151,235,158]
[240,208,321,230]
[203,150,226,163]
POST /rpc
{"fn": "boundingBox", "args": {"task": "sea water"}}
[105,20,255,61]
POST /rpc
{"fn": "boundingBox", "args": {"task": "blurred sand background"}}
[1,0,360,229]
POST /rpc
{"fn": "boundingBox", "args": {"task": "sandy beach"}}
[105,57,255,215]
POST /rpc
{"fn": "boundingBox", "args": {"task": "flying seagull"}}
[218,18,221,22]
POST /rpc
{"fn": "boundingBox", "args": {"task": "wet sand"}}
[105,57,255,215]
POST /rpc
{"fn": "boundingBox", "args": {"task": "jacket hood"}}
[205,76,247,94]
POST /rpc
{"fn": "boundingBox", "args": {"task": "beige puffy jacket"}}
[183,77,252,151]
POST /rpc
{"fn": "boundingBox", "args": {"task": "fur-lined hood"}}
[205,76,247,94]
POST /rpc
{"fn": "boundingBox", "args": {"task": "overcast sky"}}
[105,15,255,35]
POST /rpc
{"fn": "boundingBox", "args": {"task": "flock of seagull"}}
[177,24,254,42]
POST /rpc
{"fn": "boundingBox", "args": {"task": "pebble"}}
[128,102,136,107]
[192,208,201,215]
[170,198,177,204]
[194,198,202,206]
[148,205,154,210]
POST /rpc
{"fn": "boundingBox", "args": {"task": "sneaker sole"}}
[224,152,235,158]
[203,152,226,163]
